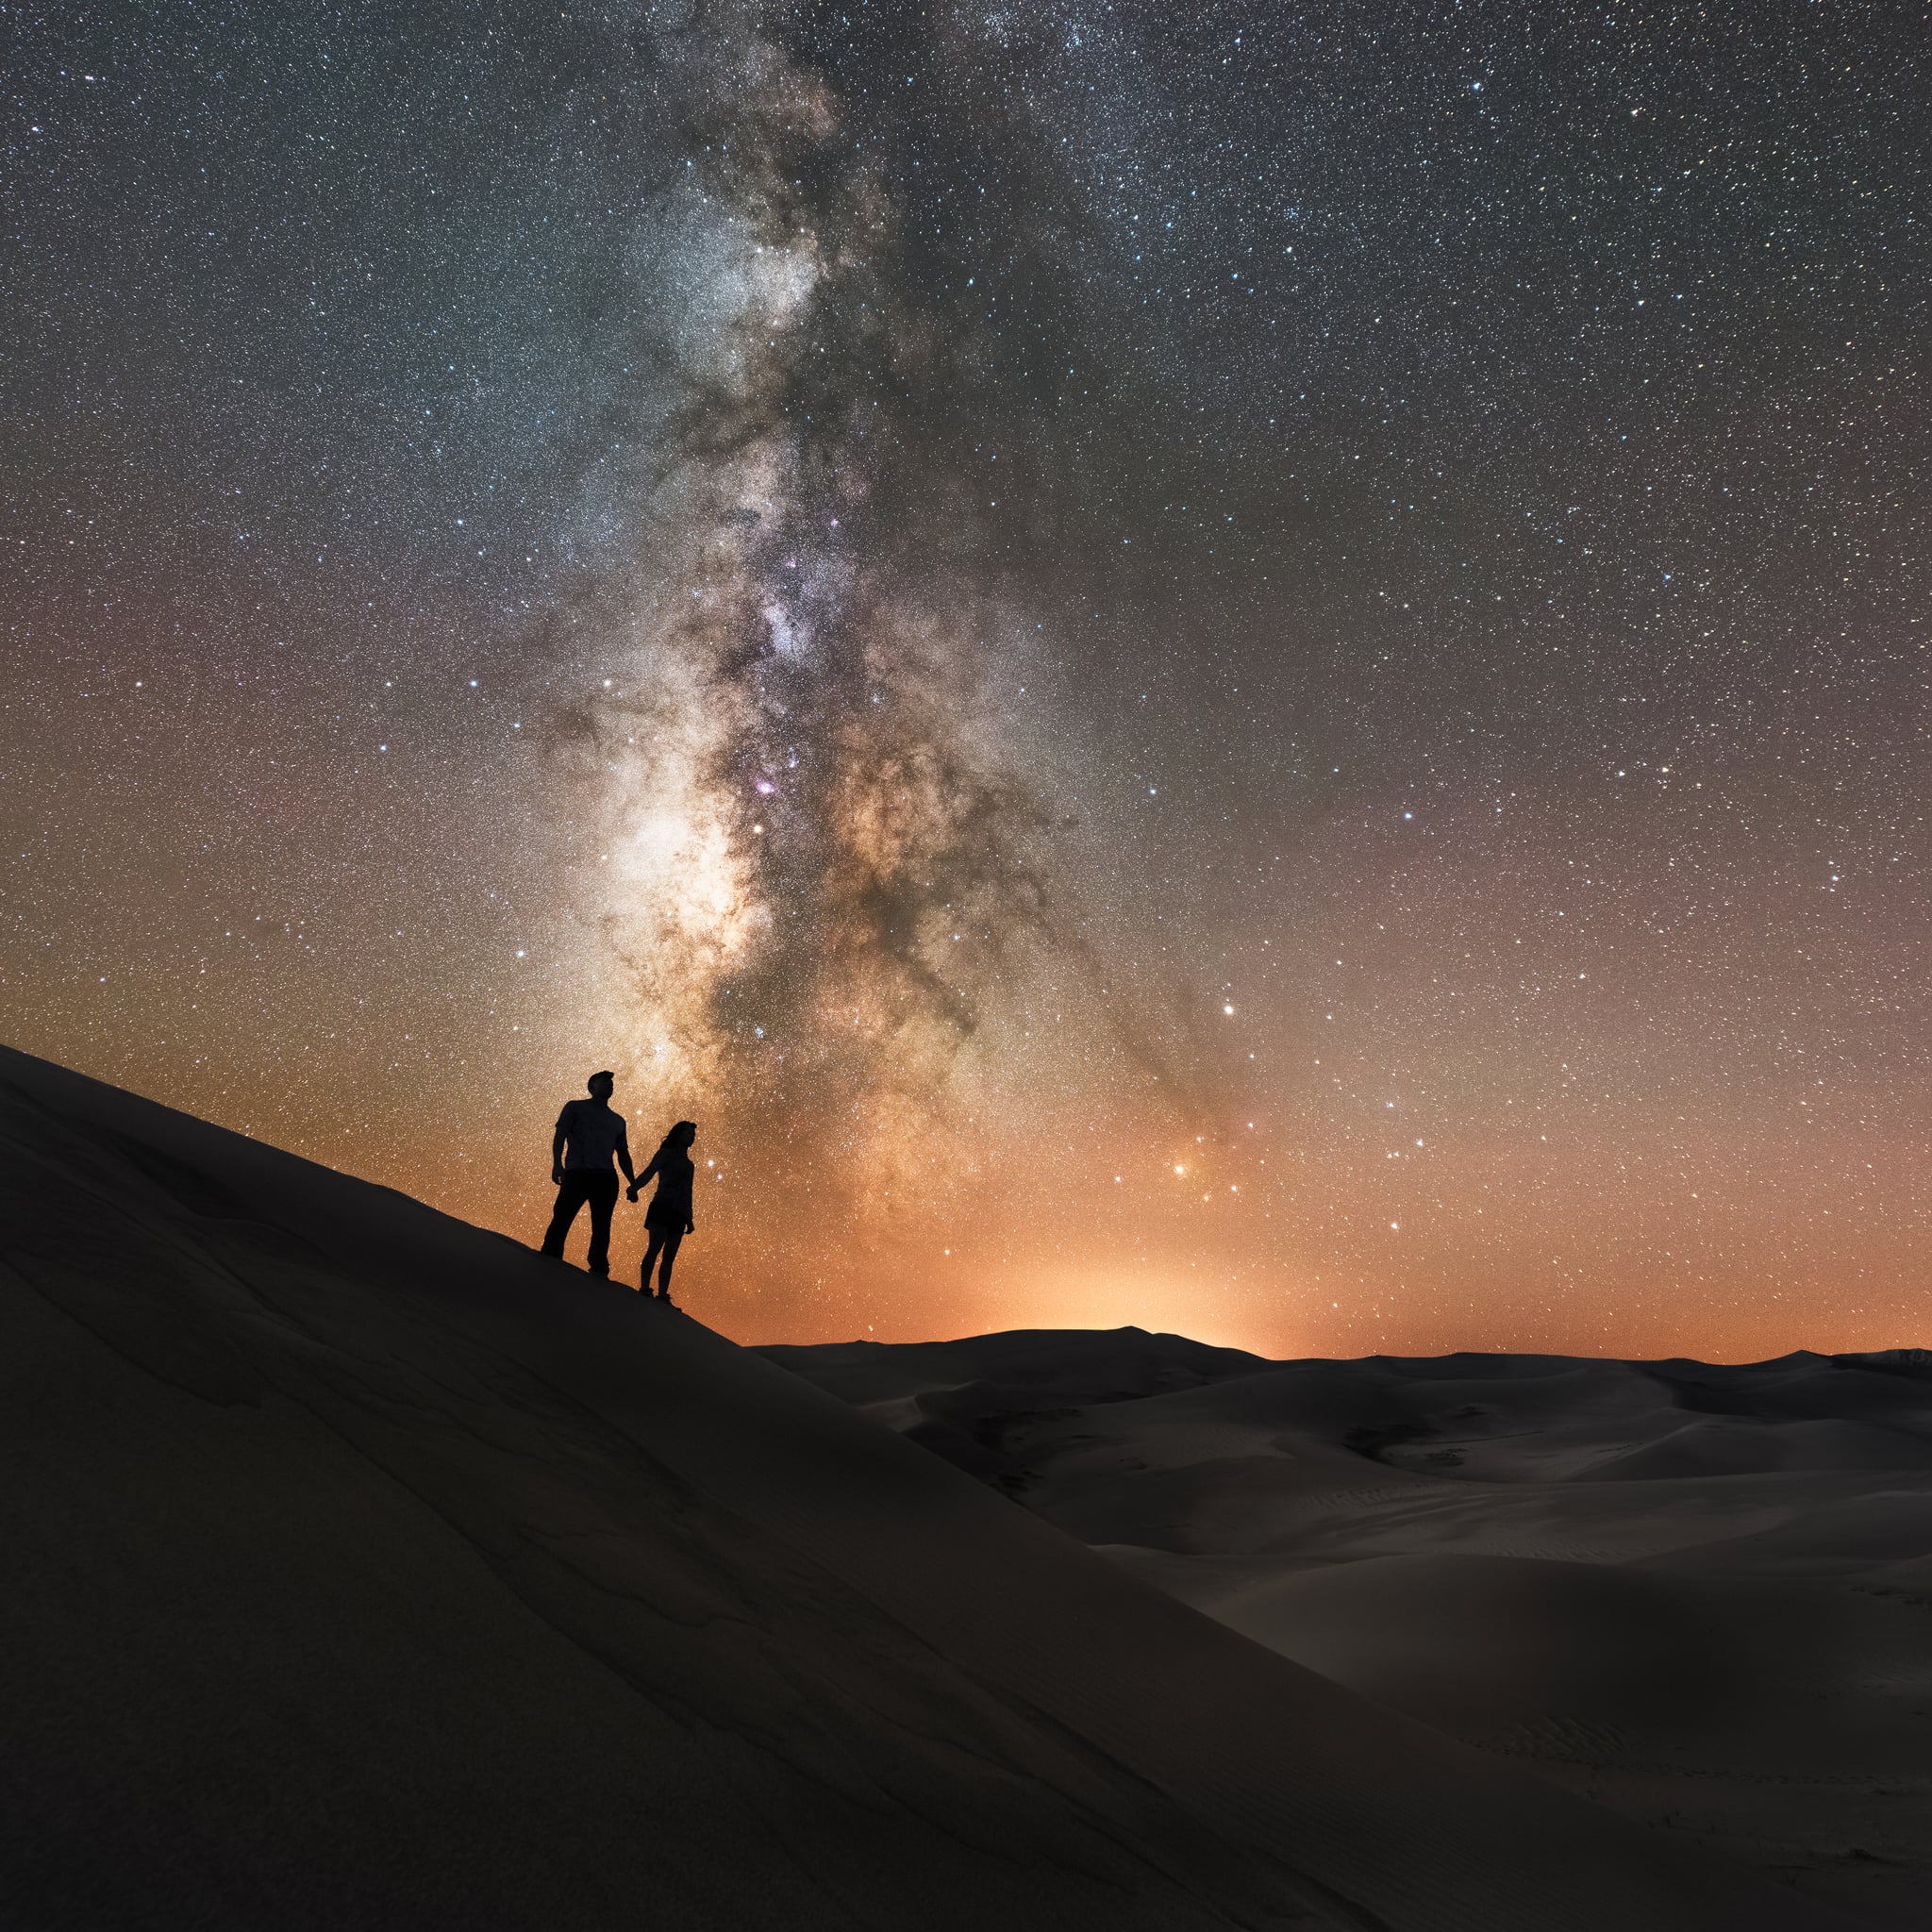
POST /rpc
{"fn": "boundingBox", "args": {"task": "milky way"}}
[565,1,1097,1227]
[5,0,1927,1353]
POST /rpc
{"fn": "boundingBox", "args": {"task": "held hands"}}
[626,1183,642,1202]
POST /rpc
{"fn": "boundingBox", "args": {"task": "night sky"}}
[6,0,1926,1356]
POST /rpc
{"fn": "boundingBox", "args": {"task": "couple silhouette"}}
[540,1071,696,1300]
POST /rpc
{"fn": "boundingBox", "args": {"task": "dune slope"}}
[0,1046,1871,1929]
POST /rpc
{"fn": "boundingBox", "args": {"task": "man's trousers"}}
[541,1169,621,1274]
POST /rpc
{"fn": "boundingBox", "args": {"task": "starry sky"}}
[5,0,1926,1357]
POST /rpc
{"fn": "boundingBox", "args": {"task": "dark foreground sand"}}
[763,1330,1932,1926]
[0,1045,1892,1929]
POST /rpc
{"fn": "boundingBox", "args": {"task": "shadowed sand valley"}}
[0,1043,1908,1929]
[763,1330,1932,1924]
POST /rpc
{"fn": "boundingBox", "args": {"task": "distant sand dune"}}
[768,1334,1932,1924]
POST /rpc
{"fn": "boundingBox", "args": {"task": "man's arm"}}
[615,1121,637,1189]
[551,1106,572,1184]
[627,1147,660,1201]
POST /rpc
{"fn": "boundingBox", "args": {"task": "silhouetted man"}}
[540,1071,636,1277]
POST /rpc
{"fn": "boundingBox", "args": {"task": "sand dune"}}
[0,1044,1884,1927]
[765,1333,1932,1924]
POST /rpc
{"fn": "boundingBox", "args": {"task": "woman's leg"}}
[656,1229,685,1300]
[640,1226,667,1294]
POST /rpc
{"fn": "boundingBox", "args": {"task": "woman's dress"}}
[645,1151,694,1230]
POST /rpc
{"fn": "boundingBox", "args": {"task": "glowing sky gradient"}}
[5,1,1926,1357]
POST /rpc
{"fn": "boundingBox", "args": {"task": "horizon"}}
[6,4,1925,1364]
[9,1037,1926,1371]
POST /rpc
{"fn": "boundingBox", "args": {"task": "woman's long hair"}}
[651,1120,697,1163]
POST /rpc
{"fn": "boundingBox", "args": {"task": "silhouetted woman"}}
[628,1120,696,1303]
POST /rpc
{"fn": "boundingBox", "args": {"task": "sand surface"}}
[0,1044,1887,1928]
[764,1331,1932,1924]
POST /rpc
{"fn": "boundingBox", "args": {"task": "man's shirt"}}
[556,1099,629,1172]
